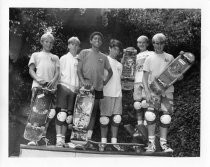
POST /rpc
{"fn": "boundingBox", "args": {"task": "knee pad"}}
[48,109,56,119]
[141,100,149,108]
[145,108,156,125]
[160,114,171,128]
[134,101,141,110]
[100,116,109,127]
[66,115,73,124]
[56,109,67,125]
[111,115,122,127]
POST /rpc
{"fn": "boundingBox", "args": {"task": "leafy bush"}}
[9,8,200,156]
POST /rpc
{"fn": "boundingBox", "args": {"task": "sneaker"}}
[145,141,156,152]
[133,128,140,137]
[98,143,106,152]
[161,143,173,153]
[56,141,64,147]
[27,141,37,146]
[86,142,97,150]
[111,144,124,152]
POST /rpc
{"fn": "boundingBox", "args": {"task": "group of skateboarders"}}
[26,30,186,153]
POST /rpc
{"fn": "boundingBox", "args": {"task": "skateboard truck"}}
[41,136,49,146]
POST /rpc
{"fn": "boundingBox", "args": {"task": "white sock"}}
[111,138,117,144]
[87,130,93,140]
[62,135,65,143]
[56,134,62,143]
[137,120,143,125]
[148,136,155,143]
[160,137,167,146]
[101,138,107,144]
[143,120,147,126]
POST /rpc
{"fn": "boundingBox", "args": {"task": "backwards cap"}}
[89,31,104,41]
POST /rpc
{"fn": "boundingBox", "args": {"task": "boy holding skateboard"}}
[99,39,123,151]
[77,32,113,141]
[143,33,181,152]
[55,37,80,147]
[28,32,60,145]
[133,35,153,139]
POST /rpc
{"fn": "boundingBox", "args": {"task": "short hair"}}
[152,33,166,43]
[68,36,80,45]
[89,31,104,41]
[137,35,149,43]
[109,39,123,53]
[40,32,55,44]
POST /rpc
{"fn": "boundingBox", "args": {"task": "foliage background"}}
[9,8,200,157]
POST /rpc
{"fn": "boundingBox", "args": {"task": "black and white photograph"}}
[1,0,210,166]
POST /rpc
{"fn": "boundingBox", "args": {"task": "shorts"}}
[94,90,104,99]
[100,96,122,116]
[160,93,174,114]
[150,92,174,115]
[56,84,77,111]
[133,82,146,101]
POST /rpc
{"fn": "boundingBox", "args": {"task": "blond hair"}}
[68,36,80,45]
[152,33,166,43]
[137,35,149,43]
[40,32,55,44]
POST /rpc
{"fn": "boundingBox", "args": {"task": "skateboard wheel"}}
[99,144,105,152]
[26,123,32,127]
[99,147,105,152]
[135,147,141,153]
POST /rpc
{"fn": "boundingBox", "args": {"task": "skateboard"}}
[121,47,137,90]
[86,140,144,153]
[23,86,55,143]
[124,124,148,144]
[150,51,195,95]
[70,87,95,142]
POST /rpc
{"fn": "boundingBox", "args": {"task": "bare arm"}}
[103,68,113,86]
[29,64,46,85]
[47,65,60,89]
[142,70,152,102]
[77,60,91,87]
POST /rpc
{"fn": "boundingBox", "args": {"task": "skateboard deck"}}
[70,87,95,142]
[24,87,55,142]
[124,124,148,144]
[150,51,195,95]
[121,47,137,90]
[86,140,144,153]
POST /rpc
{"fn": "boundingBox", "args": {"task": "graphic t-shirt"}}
[135,50,153,83]
[143,52,174,93]
[78,49,111,91]
[28,51,59,88]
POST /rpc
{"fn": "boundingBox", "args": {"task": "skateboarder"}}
[99,39,124,151]
[77,32,113,142]
[133,35,153,136]
[143,33,183,152]
[55,37,80,147]
[27,32,60,146]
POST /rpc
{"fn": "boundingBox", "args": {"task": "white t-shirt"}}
[135,50,153,83]
[143,52,174,93]
[103,56,122,97]
[28,51,59,88]
[59,52,79,92]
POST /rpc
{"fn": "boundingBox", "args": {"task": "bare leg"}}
[159,126,167,140]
